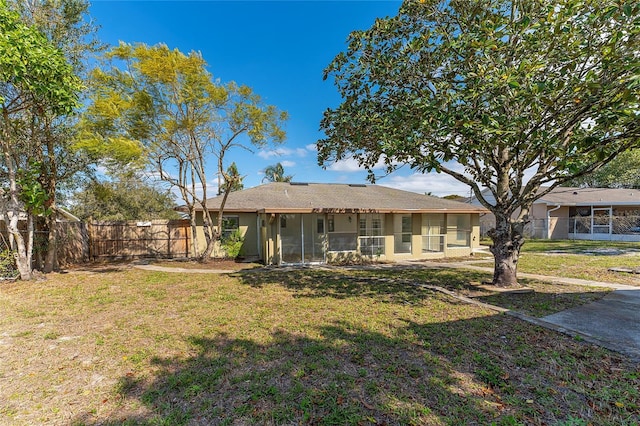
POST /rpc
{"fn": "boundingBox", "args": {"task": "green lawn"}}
[521,239,640,254]
[0,266,638,425]
[473,239,640,285]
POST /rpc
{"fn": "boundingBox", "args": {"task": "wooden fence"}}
[88,219,191,260]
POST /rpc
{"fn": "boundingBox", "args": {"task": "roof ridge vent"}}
[289,182,308,186]
[348,184,367,187]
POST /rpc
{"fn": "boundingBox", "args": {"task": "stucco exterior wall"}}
[194,211,260,258]
[195,210,482,264]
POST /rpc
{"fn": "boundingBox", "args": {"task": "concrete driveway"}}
[542,287,640,361]
[415,260,640,362]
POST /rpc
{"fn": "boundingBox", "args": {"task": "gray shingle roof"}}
[538,187,640,206]
[199,182,487,214]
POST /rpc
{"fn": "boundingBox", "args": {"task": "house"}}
[190,182,487,265]
[474,186,640,241]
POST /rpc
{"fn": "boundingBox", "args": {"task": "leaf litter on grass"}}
[0,266,638,425]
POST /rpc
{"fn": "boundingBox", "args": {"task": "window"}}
[359,218,367,236]
[280,215,287,229]
[317,218,324,234]
[359,214,385,256]
[222,216,239,239]
[394,214,412,254]
[446,214,471,248]
[328,216,335,232]
[422,214,444,252]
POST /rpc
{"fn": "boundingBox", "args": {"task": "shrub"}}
[221,229,244,259]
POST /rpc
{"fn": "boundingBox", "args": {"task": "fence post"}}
[87,219,94,261]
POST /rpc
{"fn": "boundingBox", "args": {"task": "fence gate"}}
[89,219,190,260]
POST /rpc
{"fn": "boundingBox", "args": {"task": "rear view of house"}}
[189,182,486,265]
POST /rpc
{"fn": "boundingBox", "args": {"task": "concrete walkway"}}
[542,289,640,360]
[414,260,640,361]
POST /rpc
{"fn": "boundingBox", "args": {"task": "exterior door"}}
[280,214,302,263]
[280,214,326,264]
[303,214,325,263]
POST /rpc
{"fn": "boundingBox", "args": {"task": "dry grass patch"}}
[0,266,638,425]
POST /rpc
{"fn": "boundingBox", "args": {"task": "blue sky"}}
[89,0,471,197]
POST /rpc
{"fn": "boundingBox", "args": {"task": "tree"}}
[442,194,467,202]
[6,0,100,272]
[0,2,82,279]
[564,149,640,189]
[70,173,179,221]
[262,162,293,183]
[80,43,287,261]
[318,0,640,287]
[221,162,244,193]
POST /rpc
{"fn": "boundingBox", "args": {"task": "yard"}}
[1,257,639,426]
[471,239,640,286]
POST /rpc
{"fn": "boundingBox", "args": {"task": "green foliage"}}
[16,161,50,216]
[79,42,287,258]
[262,162,293,183]
[69,174,179,221]
[319,0,640,285]
[222,162,244,193]
[564,149,640,189]
[221,228,244,259]
[0,2,81,114]
[78,42,287,171]
[0,249,18,279]
[320,0,640,195]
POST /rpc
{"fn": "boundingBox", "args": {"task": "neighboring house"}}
[473,186,640,241]
[187,182,487,265]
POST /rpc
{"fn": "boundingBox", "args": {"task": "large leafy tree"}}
[70,172,179,221]
[0,1,82,279]
[319,0,640,287]
[6,0,100,272]
[80,43,287,260]
[262,162,293,183]
[564,149,640,189]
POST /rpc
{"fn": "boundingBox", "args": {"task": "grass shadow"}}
[521,239,640,255]
[73,315,639,425]
[236,266,612,317]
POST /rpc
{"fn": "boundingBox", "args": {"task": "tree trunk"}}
[200,184,232,262]
[188,205,200,259]
[7,212,32,280]
[201,210,214,261]
[43,131,58,273]
[43,214,58,273]
[488,213,525,287]
[1,135,32,280]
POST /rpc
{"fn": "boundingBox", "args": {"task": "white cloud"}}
[326,157,387,172]
[305,143,317,152]
[258,146,308,159]
[169,179,219,202]
[258,148,293,159]
[280,160,296,167]
[379,172,473,197]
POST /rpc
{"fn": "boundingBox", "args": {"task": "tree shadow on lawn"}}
[236,268,611,318]
[72,316,639,426]
[72,270,638,426]
[235,268,491,301]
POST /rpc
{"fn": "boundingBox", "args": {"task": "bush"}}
[221,229,244,259]
[0,250,18,280]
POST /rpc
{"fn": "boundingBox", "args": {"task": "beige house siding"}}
[188,183,487,263]
[546,206,570,239]
[193,211,260,258]
[249,211,482,264]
